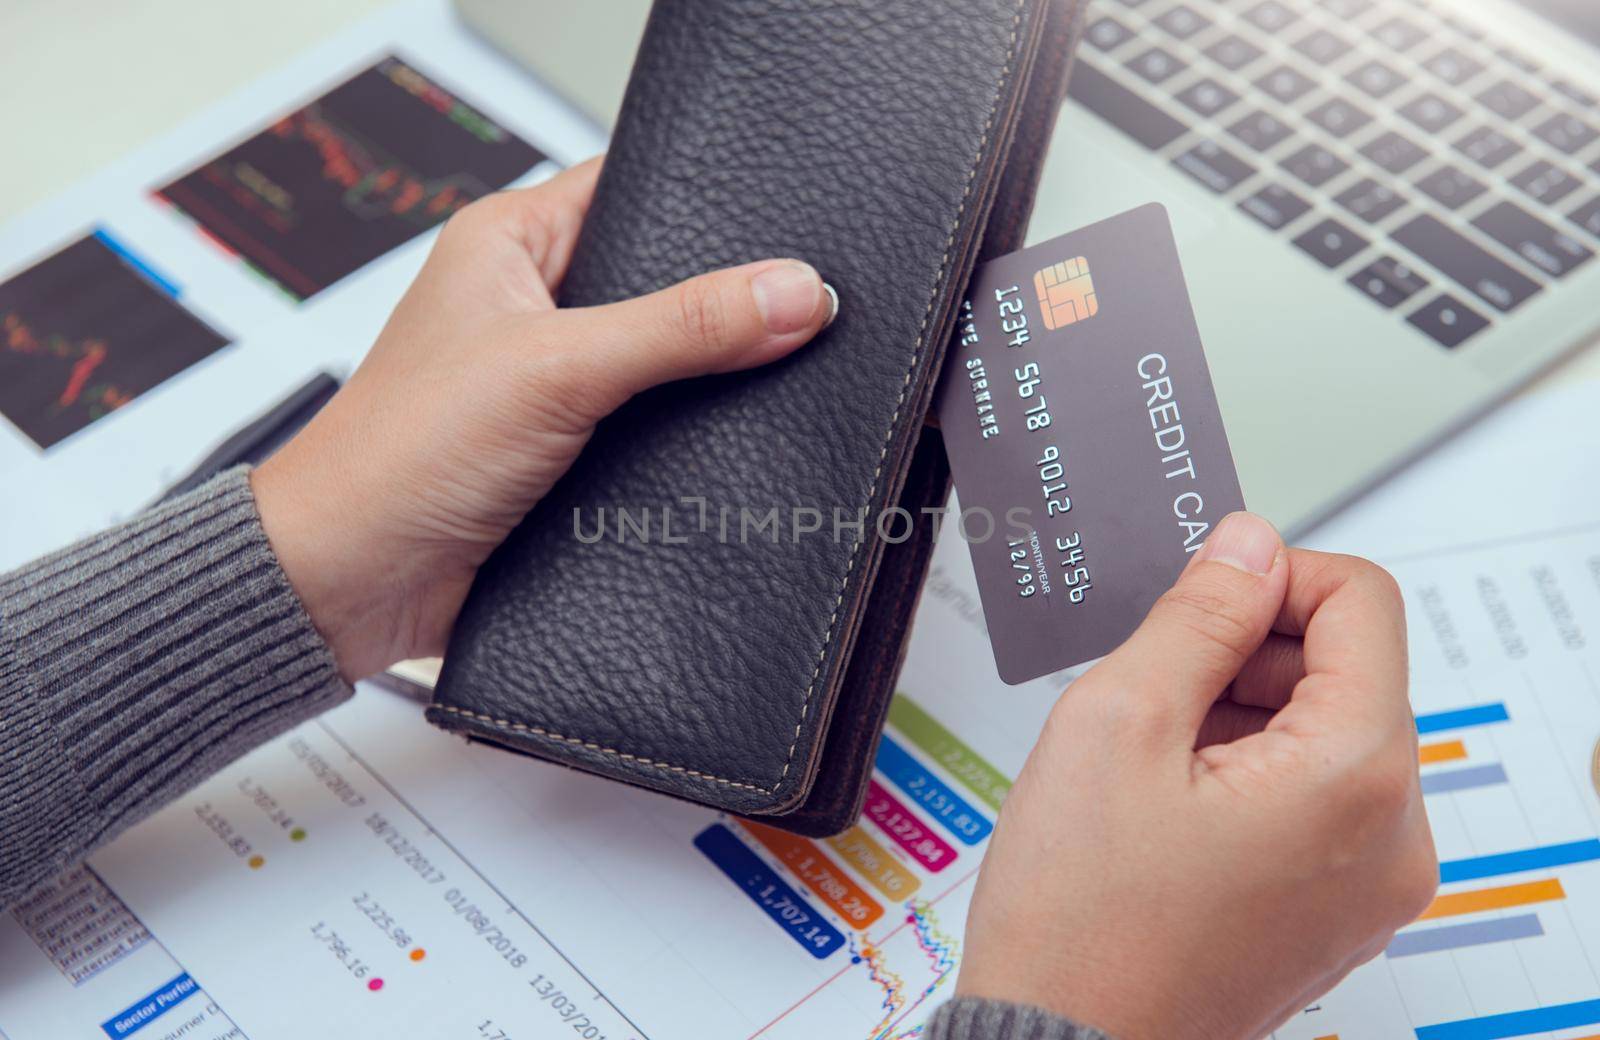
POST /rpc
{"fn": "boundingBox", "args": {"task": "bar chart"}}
[1281,524,1600,1040]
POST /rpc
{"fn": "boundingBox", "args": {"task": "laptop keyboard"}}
[1070,0,1600,348]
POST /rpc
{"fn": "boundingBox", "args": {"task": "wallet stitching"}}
[444,1,1031,796]
[435,705,771,790]
[766,0,1031,794]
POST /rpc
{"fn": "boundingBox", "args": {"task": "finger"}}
[542,258,836,419]
[1195,699,1274,749]
[1087,511,1289,746]
[1226,633,1305,710]
[1265,551,1410,739]
[467,157,604,289]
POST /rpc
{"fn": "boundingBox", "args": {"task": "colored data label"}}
[888,696,1012,812]
[694,825,843,959]
[1415,702,1509,735]
[100,972,198,1038]
[862,780,956,872]
[739,821,884,929]
[1418,739,1467,765]
[826,826,922,901]
[1440,837,1600,883]
[875,736,992,845]
[1419,878,1564,921]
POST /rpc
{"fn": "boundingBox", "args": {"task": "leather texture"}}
[429,0,1083,833]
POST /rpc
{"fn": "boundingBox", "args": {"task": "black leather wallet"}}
[428,0,1083,835]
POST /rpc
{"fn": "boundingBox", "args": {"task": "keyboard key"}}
[1552,80,1596,107]
[1408,293,1490,348]
[1154,5,1211,39]
[1335,178,1408,223]
[1374,16,1426,52]
[1570,196,1600,239]
[1399,94,1465,134]
[1294,29,1353,64]
[1280,141,1344,188]
[1415,165,1487,210]
[1294,217,1369,267]
[1127,47,1185,84]
[1281,143,1349,187]
[1510,160,1582,206]
[1256,65,1317,105]
[1532,112,1599,154]
[1476,80,1541,120]
[1085,15,1136,51]
[1422,47,1484,87]
[1067,63,1189,150]
[1228,109,1294,152]
[1361,130,1428,174]
[1495,46,1539,74]
[1453,126,1521,170]
[1238,182,1312,230]
[1243,0,1298,32]
[1349,255,1429,308]
[1173,140,1257,193]
[1347,60,1405,99]
[1472,199,1594,278]
[1306,98,1372,138]
[1175,78,1241,118]
[1205,34,1265,72]
[1318,0,1372,16]
[1392,214,1541,312]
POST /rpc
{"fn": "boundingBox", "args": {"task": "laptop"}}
[458,0,1600,535]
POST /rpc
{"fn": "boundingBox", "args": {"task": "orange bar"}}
[826,825,921,902]
[740,821,884,928]
[1419,740,1468,765]
[1418,877,1565,921]
[1314,1035,1340,1040]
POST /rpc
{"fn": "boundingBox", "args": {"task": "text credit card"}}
[934,203,1245,684]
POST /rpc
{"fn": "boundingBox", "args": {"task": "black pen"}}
[156,371,342,504]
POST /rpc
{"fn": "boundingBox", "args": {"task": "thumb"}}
[547,259,836,418]
[1092,511,1289,747]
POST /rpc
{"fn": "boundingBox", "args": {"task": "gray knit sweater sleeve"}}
[927,997,1113,1040]
[0,468,350,907]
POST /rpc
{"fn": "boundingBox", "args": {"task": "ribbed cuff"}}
[926,997,1114,1040]
[0,468,350,906]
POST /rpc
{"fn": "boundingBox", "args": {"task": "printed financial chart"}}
[154,56,544,302]
[0,231,227,450]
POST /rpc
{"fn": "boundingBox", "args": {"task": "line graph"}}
[0,233,227,450]
[154,56,544,301]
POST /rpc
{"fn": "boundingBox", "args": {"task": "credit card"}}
[934,203,1245,684]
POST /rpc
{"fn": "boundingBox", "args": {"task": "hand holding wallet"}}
[428,0,1084,834]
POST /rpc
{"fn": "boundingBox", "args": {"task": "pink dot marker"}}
[368,978,384,992]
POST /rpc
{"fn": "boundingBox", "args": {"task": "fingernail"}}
[822,282,840,327]
[1195,511,1280,576]
[751,260,824,335]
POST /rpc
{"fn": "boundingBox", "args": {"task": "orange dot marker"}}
[247,855,265,869]
[409,948,426,962]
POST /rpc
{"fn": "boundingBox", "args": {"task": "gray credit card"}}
[934,203,1245,684]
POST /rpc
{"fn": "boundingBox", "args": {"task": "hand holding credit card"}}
[935,203,1245,684]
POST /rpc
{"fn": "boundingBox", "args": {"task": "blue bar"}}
[875,735,993,846]
[93,228,181,299]
[1421,763,1509,796]
[1415,703,1509,735]
[1416,998,1600,1040]
[101,972,198,1037]
[1440,838,1600,884]
[1387,913,1543,958]
[693,824,843,959]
